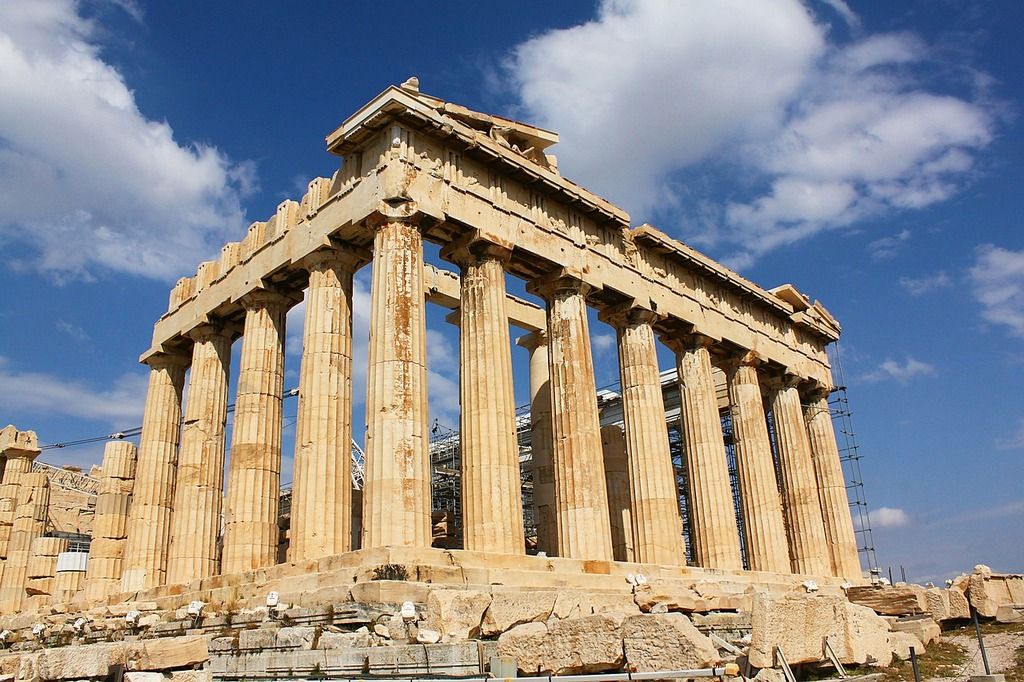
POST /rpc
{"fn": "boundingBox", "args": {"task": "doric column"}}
[448,242,524,555]
[85,441,137,602]
[516,331,557,556]
[804,386,861,578]
[668,334,742,570]
[768,375,830,576]
[601,424,633,562]
[723,354,790,573]
[290,248,363,561]
[363,217,431,548]
[0,426,41,562]
[604,307,686,566]
[166,324,232,584]
[528,275,613,561]
[121,352,187,592]
[0,472,49,613]
[222,289,290,574]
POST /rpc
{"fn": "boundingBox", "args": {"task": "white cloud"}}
[899,271,951,296]
[861,356,936,383]
[509,0,824,214]
[968,244,1024,337]
[0,0,252,281]
[0,356,146,426]
[507,1,994,266]
[55,319,90,342]
[872,506,910,528]
[591,331,615,354]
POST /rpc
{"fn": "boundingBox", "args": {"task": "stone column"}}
[85,441,137,602]
[669,334,742,570]
[449,242,524,555]
[290,249,362,561]
[0,472,49,613]
[0,426,41,562]
[121,353,187,592]
[529,275,613,561]
[804,387,862,578]
[26,536,68,607]
[769,375,830,576]
[166,325,232,584]
[222,290,290,574]
[363,217,432,548]
[517,331,557,556]
[606,308,686,566]
[601,425,633,562]
[724,354,791,573]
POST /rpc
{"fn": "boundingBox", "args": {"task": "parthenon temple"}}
[5,79,995,679]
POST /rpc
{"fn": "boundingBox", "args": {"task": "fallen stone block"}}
[891,617,940,645]
[275,625,315,649]
[889,632,925,661]
[238,627,278,650]
[482,591,556,635]
[424,588,491,641]
[497,614,626,675]
[319,629,372,649]
[847,585,926,616]
[37,643,124,680]
[633,582,704,613]
[622,613,719,672]
[126,636,208,671]
[995,604,1024,624]
[367,644,429,675]
[423,642,482,676]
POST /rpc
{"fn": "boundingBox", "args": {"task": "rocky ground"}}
[879,622,1024,682]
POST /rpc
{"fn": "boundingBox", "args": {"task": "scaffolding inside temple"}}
[427,361,877,572]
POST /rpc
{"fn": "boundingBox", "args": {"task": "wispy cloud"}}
[55,320,90,342]
[861,356,936,383]
[968,244,1024,337]
[996,418,1024,451]
[867,229,911,261]
[899,271,951,296]
[0,356,146,427]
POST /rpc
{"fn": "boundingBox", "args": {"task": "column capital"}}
[144,351,189,371]
[516,329,549,352]
[239,288,299,312]
[441,235,512,269]
[365,204,423,230]
[763,371,804,393]
[185,321,237,344]
[298,245,371,274]
[660,331,717,355]
[802,381,833,403]
[717,349,763,373]
[526,271,592,301]
[0,425,41,461]
[597,302,661,329]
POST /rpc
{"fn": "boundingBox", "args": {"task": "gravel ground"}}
[927,630,1024,680]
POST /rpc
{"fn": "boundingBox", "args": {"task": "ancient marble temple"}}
[0,79,862,611]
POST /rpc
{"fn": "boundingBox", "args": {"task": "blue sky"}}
[0,0,1021,583]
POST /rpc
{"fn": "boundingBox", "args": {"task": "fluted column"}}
[85,441,137,602]
[529,275,613,561]
[724,354,790,573]
[166,324,232,584]
[517,331,557,556]
[363,217,431,548]
[769,375,830,576]
[0,426,41,562]
[804,387,861,578]
[222,290,290,574]
[669,334,742,570]
[606,308,686,566]
[601,425,633,562]
[120,353,187,592]
[450,242,524,555]
[0,472,49,613]
[290,249,362,561]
